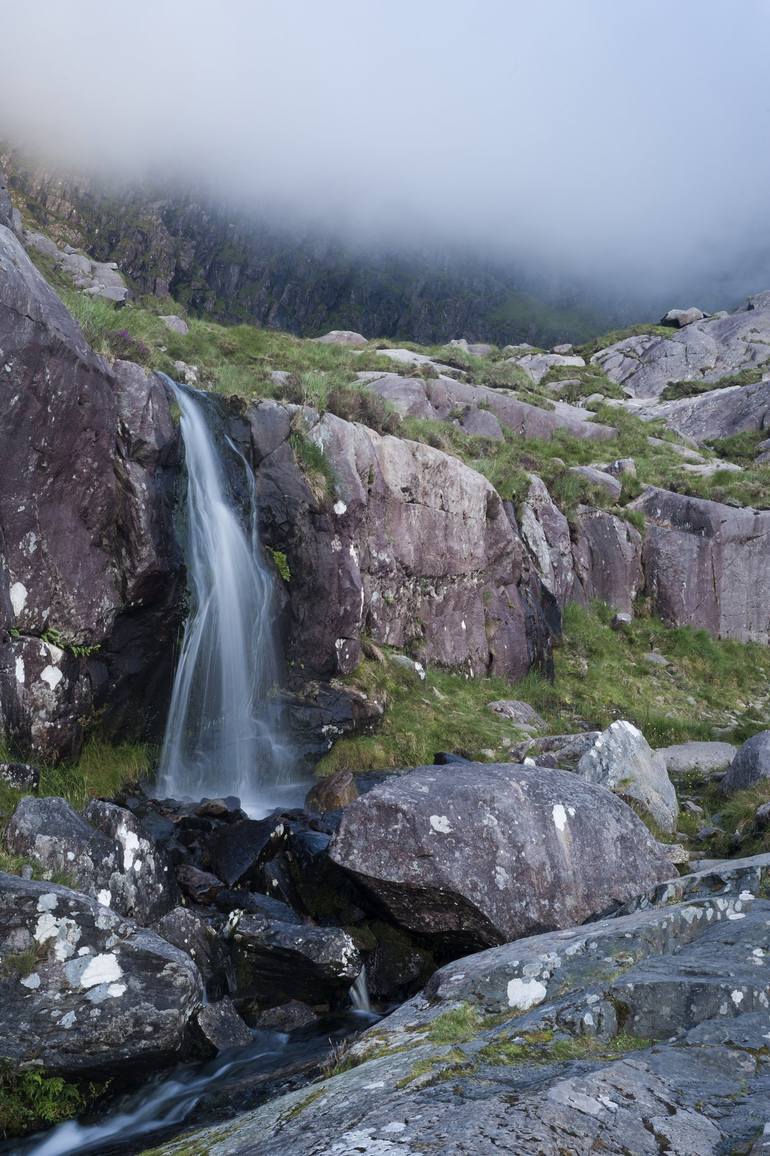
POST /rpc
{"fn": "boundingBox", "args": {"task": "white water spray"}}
[156,379,300,814]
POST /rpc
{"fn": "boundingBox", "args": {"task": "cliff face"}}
[2,156,606,346]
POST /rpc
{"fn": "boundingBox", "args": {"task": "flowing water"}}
[155,379,302,815]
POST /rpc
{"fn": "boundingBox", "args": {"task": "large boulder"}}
[231,913,362,1006]
[249,403,554,681]
[0,873,202,1076]
[720,732,770,795]
[5,796,177,924]
[653,377,770,443]
[632,486,770,642]
[592,292,770,399]
[575,721,679,833]
[656,741,737,778]
[313,329,368,346]
[329,764,673,950]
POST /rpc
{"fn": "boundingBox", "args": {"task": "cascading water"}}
[155,378,301,815]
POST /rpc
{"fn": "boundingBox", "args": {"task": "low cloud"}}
[2,0,769,308]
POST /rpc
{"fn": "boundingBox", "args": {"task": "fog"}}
[1,0,769,306]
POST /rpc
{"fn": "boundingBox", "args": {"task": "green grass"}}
[316,604,770,775]
[477,1029,652,1068]
[660,366,766,402]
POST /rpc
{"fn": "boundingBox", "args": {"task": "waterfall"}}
[349,966,372,1013]
[155,378,300,815]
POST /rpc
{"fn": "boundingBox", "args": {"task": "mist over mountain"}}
[2,2,769,339]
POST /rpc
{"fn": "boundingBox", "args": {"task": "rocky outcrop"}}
[329,763,672,950]
[248,402,554,681]
[364,371,615,442]
[656,740,736,777]
[0,223,183,760]
[24,228,129,302]
[592,292,770,398]
[652,377,770,442]
[231,913,362,1006]
[632,486,770,642]
[148,860,770,1156]
[0,873,202,1077]
[5,796,177,924]
[720,732,770,795]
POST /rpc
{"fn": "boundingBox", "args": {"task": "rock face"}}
[632,486,770,642]
[653,377,770,442]
[5,796,177,924]
[149,859,770,1156]
[592,292,770,398]
[0,873,202,1076]
[0,222,183,760]
[720,732,770,795]
[249,403,554,682]
[575,721,678,833]
[231,913,361,1005]
[329,764,672,950]
[24,228,129,302]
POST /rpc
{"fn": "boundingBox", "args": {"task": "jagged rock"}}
[570,506,643,614]
[0,170,12,228]
[0,760,39,790]
[24,229,129,303]
[656,741,737,777]
[518,475,573,603]
[458,406,504,439]
[611,611,633,631]
[159,314,189,335]
[661,306,705,327]
[568,464,622,500]
[0,873,202,1077]
[194,998,252,1052]
[653,377,770,442]
[632,486,770,642]
[306,770,359,813]
[250,1000,318,1031]
[176,865,226,905]
[720,732,770,795]
[486,700,546,731]
[606,456,637,477]
[4,796,176,924]
[329,764,672,950]
[214,889,301,923]
[231,913,361,1006]
[151,872,770,1156]
[152,906,230,998]
[574,721,678,833]
[312,330,368,346]
[510,731,601,769]
[553,342,574,353]
[593,292,770,398]
[211,816,288,887]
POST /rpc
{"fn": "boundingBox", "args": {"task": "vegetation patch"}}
[477,1029,652,1068]
[660,366,766,401]
[0,1064,105,1140]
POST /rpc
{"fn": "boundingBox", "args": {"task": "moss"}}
[478,1030,652,1068]
[288,429,336,501]
[660,366,765,401]
[0,1064,106,1141]
[267,548,291,582]
[425,1004,485,1044]
[281,1088,324,1121]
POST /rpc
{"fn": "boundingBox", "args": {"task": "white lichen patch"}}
[40,664,63,690]
[96,889,112,908]
[333,500,347,516]
[35,912,81,961]
[65,952,123,990]
[552,804,568,832]
[10,581,28,616]
[20,973,41,990]
[506,977,548,1010]
[429,815,453,834]
[15,656,25,684]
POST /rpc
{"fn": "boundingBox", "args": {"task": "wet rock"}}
[575,720,679,833]
[214,888,301,923]
[721,732,770,795]
[211,816,288,888]
[656,741,737,777]
[0,761,39,790]
[5,796,176,923]
[194,998,252,1053]
[231,913,362,1006]
[0,873,202,1077]
[305,770,359,813]
[633,486,770,642]
[152,906,230,998]
[485,700,546,731]
[250,1000,318,1032]
[177,865,226,905]
[329,763,672,950]
[364,921,435,1001]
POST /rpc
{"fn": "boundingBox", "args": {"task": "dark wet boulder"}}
[231,913,362,1006]
[0,873,202,1077]
[721,732,770,795]
[5,796,176,924]
[329,764,673,950]
[211,814,288,887]
[194,998,252,1053]
[176,864,226,905]
[214,888,301,923]
[305,769,359,813]
[152,906,230,998]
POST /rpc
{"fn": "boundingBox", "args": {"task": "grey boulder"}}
[312,329,368,346]
[721,732,770,795]
[656,741,737,777]
[329,763,673,949]
[0,873,202,1076]
[575,720,679,833]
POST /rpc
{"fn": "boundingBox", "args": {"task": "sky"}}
[1,0,769,304]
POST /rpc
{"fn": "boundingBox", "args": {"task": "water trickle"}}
[350,966,372,1013]
[155,378,301,815]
